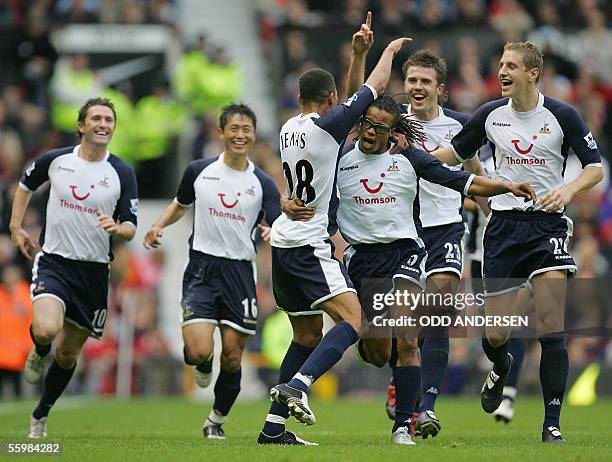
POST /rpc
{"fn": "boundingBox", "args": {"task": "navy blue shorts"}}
[31,252,109,339]
[345,239,427,322]
[181,251,258,335]
[422,222,467,277]
[272,240,355,315]
[483,211,576,296]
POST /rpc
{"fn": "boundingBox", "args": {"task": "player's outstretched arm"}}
[468,177,536,202]
[365,36,411,96]
[143,200,190,249]
[9,187,39,260]
[346,11,373,98]
[463,155,491,215]
[540,165,603,212]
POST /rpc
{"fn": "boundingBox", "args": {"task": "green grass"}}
[0,396,610,461]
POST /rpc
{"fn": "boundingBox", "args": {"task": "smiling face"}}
[403,65,444,120]
[498,50,539,99]
[78,105,115,147]
[358,106,395,154]
[219,113,256,157]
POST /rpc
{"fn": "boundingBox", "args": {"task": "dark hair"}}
[355,95,426,145]
[402,50,448,86]
[219,103,257,130]
[77,97,116,139]
[299,68,336,105]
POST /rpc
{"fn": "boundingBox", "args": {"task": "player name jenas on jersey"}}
[280,130,306,150]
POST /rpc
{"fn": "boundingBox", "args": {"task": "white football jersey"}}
[20,145,138,263]
[175,154,280,261]
[270,85,377,248]
[336,144,475,245]
[452,92,602,212]
[403,105,470,227]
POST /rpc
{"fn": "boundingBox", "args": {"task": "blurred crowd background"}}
[0,0,611,403]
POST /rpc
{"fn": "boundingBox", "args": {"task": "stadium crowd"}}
[0,0,611,403]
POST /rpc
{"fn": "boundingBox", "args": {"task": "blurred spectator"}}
[0,263,32,398]
[527,0,567,57]
[568,7,612,85]
[489,0,534,41]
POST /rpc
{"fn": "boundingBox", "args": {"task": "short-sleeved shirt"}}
[270,84,377,248]
[451,92,602,212]
[175,153,281,261]
[20,145,138,263]
[336,144,475,245]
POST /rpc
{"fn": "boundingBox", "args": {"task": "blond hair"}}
[503,41,544,82]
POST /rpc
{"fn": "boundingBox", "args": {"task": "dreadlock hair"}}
[351,95,426,145]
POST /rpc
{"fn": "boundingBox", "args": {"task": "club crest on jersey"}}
[218,192,240,208]
[387,159,399,172]
[130,199,138,215]
[70,184,94,201]
[98,176,110,188]
[245,185,256,196]
[584,132,597,150]
[444,129,454,140]
[539,122,551,134]
[360,173,385,194]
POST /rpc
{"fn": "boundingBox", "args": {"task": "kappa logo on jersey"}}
[218,192,240,208]
[70,184,94,201]
[360,173,385,194]
[130,199,138,215]
[420,140,440,153]
[387,159,399,172]
[57,165,75,173]
[584,132,598,150]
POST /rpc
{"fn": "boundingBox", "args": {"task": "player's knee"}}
[54,348,78,369]
[33,320,61,345]
[396,339,419,363]
[220,349,243,372]
[183,344,212,365]
[366,347,390,368]
[293,330,322,349]
[487,334,509,348]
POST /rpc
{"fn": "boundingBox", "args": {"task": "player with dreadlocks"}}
[283,92,536,445]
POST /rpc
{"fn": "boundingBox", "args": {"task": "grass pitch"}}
[0,396,610,461]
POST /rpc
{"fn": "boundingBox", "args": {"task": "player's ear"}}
[77,121,84,136]
[217,127,223,137]
[437,83,445,96]
[298,95,303,106]
[529,68,540,83]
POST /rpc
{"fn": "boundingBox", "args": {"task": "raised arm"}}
[346,11,373,98]
[365,37,411,96]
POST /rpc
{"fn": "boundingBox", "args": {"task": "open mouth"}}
[94,130,109,136]
[500,79,513,90]
[411,93,426,103]
[231,140,247,148]
[361,136,375,150]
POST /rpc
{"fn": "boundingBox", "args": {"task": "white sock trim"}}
[207,409,226,426]
[265,414,286,425]
[502,386,517,400]
[293,372,313,389]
